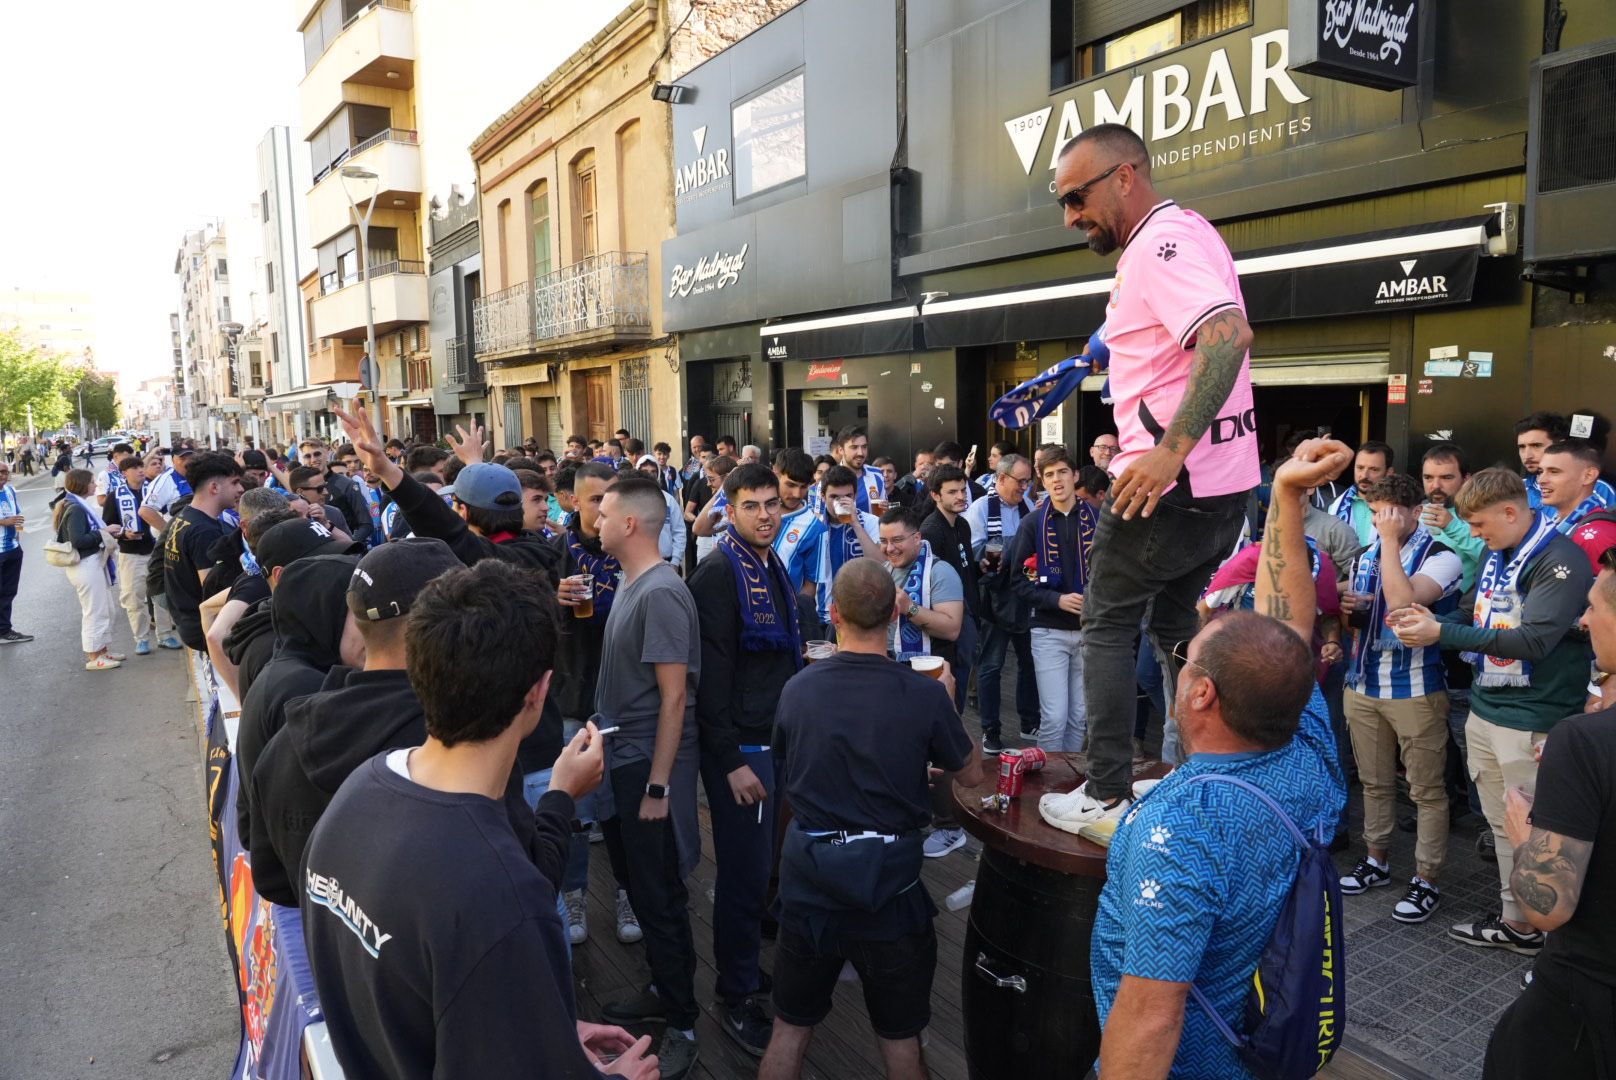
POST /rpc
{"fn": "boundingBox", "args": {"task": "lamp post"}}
[339,165,381,425]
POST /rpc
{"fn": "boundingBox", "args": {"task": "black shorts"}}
[770,924,937,1040]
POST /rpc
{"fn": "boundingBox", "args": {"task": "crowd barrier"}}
[189,653,344,1080]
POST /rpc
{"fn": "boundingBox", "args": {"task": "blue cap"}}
[452,463,522,510]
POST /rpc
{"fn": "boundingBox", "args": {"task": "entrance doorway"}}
[789,388,867,456]
[574,370,613,443]
[410,407,438,443]
[1252,383,1386,460]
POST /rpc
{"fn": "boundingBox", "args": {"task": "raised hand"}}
[1273,438,1354,494]
[445,421,487,467]
[331,402,402,489]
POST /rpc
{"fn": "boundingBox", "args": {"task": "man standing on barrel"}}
[1089,439,1350,1076]
[1040,123,1262,829]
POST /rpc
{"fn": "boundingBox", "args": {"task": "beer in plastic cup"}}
[984,539,1004,571]
[871,498,889,516]
[834,498,854,525]
[805,640,835,663]
[910,655,945,679]
[570,574,595,620]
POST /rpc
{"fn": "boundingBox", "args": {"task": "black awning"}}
[920,215,1497,349]
[761,303,920,362]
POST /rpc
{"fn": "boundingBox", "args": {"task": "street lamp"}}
[339,165,381,419]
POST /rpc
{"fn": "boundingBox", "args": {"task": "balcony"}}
[310,259,428,340]
[307,128,422,245]
[472,251,652,363]
[300,0,414,135]
[307,337,366,385]
[440,334,485,392]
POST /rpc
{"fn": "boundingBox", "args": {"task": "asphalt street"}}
[0,469,237,1079]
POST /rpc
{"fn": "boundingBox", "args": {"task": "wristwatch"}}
[645,782,670,799]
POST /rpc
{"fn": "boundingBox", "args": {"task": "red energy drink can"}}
[1019,746,1048,773]
[997,749,1025,798]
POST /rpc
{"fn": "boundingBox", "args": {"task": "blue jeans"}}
[555,721,621,895]
[521,767,574,952]
[1030,627,1087,751]
[976,623,1038,736]
[699,748,776,1002]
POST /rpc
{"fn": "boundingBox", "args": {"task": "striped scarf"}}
[894,541,936,657]
[1463,511,1560,687]
[1331,486,1358,525]
[1350,526,1436,685]
[1548,492,1605,535]
[815,512,872,624]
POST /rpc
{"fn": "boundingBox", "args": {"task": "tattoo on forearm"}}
[1511,828,1593,918]
[1259,497,1293,620]
[1165,310,1248,455]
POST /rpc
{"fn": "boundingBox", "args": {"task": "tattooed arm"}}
[1506,785,1593,932]
[1260,439,1355,645]
[1110,309,1255,520]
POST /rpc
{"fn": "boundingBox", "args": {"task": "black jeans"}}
[1081,489,1250,800]
[603,756,698,1028]
[699,749,775,1003]
[1484,962,1613,1079]
[0,548,22,633]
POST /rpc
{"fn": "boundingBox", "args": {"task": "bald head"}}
[1058,122,1151,177]
[831,558,895,632]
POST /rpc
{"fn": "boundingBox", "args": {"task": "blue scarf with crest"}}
[719,530,801,656]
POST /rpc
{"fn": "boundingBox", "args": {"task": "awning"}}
[262,383,361,412]
[1080,350,1390,391]
[761,303,919,363]
[387,397,434,409]
[921,215,1496,349]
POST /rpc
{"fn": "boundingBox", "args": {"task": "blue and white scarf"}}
[894,540,936,656]
[567,527,620,623]
[1351,526,1437,672]
[984,492,1034,542]
[815,509,875,624]
[0,484,19,553]
[113,473,141,536]
[1463,511,1560,687]
[1547,491,1605,536]
[66,490,115,585]
[241,536,262,577]
[1331,485,1359,525]
[1031,500,1098,595]
[719,530,801,656]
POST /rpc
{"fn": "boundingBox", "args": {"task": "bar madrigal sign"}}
[1289,0,1421,91]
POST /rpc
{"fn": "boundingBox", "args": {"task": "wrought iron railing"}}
[471,282,535,357]
[442,334,485,387]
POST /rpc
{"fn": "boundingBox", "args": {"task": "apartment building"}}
[295,0,431,439]
[173,225,241,445]
[257,125,319,444]
[0,289,98,361]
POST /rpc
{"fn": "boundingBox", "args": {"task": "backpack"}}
[1184,773,1346,1080]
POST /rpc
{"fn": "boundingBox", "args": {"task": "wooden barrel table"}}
[951,754,1170,1080]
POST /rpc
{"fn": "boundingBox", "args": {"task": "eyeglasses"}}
[1171,638,1217,686]
[1055,161,1128,212]
[1004,474,1032,489]
[735,498,782,516]
[878,533,918,549]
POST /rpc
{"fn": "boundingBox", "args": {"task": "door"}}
[411,408,438,444]
[530,397,552,449]
[573,370,612,443]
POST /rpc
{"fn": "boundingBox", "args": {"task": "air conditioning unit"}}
[1526,38,1616,264]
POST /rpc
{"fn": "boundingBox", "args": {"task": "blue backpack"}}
[1185,773,1347,1080]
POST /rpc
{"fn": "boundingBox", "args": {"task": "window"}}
[731,71,806,200]
[266,262,276,295]
[615,121,641,253]
[497,199,514,285]
[529,180,551,281]
[572,153,598,261]
[300,0,371,72]
[215,258,229,278]
[1052,0,1251,88]
[309,104,391,181]
[261,191,270,223]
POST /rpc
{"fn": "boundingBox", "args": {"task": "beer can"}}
[1019,746,1048,773]
[996,749,1025,798]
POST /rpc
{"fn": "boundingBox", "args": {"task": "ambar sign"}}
[674,125,730,204]
[1005,29,1314,189]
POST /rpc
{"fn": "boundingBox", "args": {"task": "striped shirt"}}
[0,484,19,553]
[1349,544,1462,699]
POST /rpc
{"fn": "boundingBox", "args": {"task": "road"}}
[0,469,238,1079]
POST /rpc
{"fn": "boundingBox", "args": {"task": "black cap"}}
[346,537,463,621]
[241,449,269,470]
[255,518,363,573]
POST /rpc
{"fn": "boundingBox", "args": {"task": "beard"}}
[1084,223,1119,256]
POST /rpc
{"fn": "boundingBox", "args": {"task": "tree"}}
[0,329,73,441]
[68,370,121,433]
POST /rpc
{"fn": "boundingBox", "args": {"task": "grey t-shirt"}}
[596,562,701,763]
[887,555,964,655]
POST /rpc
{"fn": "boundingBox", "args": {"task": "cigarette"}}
[594,726,620,737]
[757,801,764,824]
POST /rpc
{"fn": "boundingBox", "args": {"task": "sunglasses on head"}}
[1055,160,1131,212]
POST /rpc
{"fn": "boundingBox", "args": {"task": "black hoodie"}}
[236,554,360,851]
[248,667,560,907]
[223,595,276,700]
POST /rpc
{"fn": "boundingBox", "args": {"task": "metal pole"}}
[360,193,378,423]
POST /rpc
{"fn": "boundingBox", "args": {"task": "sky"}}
[0,0,612,392]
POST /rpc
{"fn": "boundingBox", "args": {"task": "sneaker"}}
[85,655,121,671]
[657,1028,699,1080]
[602,985,665,1025]
[1448,913,1544,955]
[1130,777,1164,800]
[1476,831,1496,862]
[1392,877,1442,923]
[563,889,588,945]
[157,635,183,650]
[1038,781,1132,835]
[1521,968,1535,991]
[615,888,643,944]
[1339,857,1392,895]
[104,650,127,662]
[924,827,968,859]
[719,995,772,1057]
[982,731,1004,755]
[588,823,605,843]
[0,630,33,644]
[135,639,152,656]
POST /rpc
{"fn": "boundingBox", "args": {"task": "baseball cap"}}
[241,449,269,470]
[636,454,658,469]
[255,518,364,573]
[452,463,522,511]
[347,537,462,621]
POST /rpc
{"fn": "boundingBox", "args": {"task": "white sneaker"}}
[1131,777,1166,799]
[923,827,968,858]
[564,889,588,945]
[1039,782,1133,835]
[615,888,643,944]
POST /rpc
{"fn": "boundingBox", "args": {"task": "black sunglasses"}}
[1055,161,1128,212]
[299,484,328,494]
